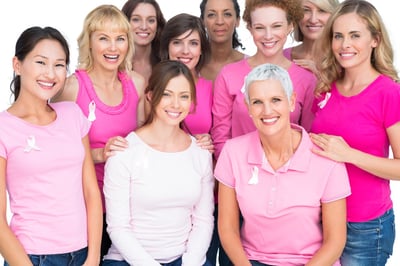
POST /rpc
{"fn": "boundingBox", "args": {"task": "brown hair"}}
[143,60,196,126]
[160,13,211,73]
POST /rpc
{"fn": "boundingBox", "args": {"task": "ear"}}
[372,36,379,48]
[146,91,152,102]
[12,56,21,75]
[289,92,296,112]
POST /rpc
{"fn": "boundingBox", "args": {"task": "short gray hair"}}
[243,63,293,104]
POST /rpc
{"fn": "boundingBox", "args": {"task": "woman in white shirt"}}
[103,60,214,266]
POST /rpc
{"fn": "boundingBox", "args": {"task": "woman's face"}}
[247,79,294,136]
[249,6,292,58]
[168,30,202,72]
[90,22,129,71]
[129,3,157,47]
[331,13,377,70]
[13,39,67,101]
[203,0,239,45]
[299,0,332,41]
[154,74,192,126]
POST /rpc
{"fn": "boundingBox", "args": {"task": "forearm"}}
[0,223,32,266]
[91,147,105,164]
[306,241,344,266]
[83,189,103,266]
[219,229,251,266]
[347,148,400,180]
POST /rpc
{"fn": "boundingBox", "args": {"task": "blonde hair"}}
[315,0,399,95]
[293,0,339,42]
[77,4,134,72]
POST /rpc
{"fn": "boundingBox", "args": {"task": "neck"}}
[250,51,291,69]
[259,127,300,170]
[210,41,237,62]
[133,44,152,62]
[292,39,315,60]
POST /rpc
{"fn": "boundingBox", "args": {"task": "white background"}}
[0,1,398,265]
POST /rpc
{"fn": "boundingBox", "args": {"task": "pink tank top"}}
[75,69,139,210]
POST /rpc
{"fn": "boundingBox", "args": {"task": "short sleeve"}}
[321,162,351,203]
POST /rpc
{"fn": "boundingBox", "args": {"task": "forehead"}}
[132,3,157,16]
[205,0,235,10]
[251,6,287,23]
[333,13,368,31]
[29,39,66,59]
[165,75,191,92]
[248,79,286,96]
[174,29,200,40]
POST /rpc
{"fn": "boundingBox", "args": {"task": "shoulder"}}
[52,73,79,102]
[220,58,248,74]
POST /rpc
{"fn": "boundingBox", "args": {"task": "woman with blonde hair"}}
[311,0,400,264]
[284,0,339,74]
[52,4,145,260]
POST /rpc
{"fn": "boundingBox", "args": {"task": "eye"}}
[272,97,282,103]
[351,33,360,39]
[172,40,181,45]
[272,24,283,29]
[251,99,263,105]
[131,17,140,23]
[35,60,46,65]
[55,63,66,68]
[148,18,156,24]
[224,12,233,18]
[206,13,216,18]
[333,33,343,39]
[181,94,190,100]
[99,36,108,41]
[162,92,171,97]
[117,36,126,42]
[190,40,200,46]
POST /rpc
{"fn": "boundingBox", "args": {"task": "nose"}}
[182,43,190,54]
[44,65,56,78]
[172,95,180,108]
[342,36,351,48]
[140,19,148,30]
[309,10,318,23]
[216,14,224,25]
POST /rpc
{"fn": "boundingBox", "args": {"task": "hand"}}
[103,136,129,160]
[293,59,318,75]
[309,133,354,163]
[195,133,215,154]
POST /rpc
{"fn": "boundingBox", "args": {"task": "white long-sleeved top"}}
[103,132,214,266]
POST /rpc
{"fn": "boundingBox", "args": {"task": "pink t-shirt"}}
[311,75,400,222]
[212,58,316,158]
[0,102,90,254]
[283,47,292,60]
[215,125,350,265]
[183,76,213,135]
[75,69,139,211]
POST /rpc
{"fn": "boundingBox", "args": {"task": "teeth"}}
[262,117,278,123]
[262,42,275,48]
[167,111,180,117]
[178,58,191,64]
[38,81,54,87]
[340,53,354,57]
[136,33,149,37]
[105,55,118,59]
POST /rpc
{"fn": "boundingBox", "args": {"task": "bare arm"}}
[310,122,400,180]
[51,74,79,102]
[0,157,33,266]
[218,182,251,266]
[130,70,146,127]
[306,199,347,266]
[81,136,103,266]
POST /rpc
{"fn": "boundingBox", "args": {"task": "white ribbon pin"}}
[248,166,259,185]
[88,100,96,122]
[24,135,41,153]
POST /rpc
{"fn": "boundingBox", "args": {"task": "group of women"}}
[0,0,399,266]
